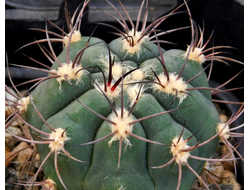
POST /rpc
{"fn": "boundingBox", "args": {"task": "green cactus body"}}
[18,0,233,189]
[37,89,112,190]
[132,93,200,190]
[140,49,211,100]
[25,31,220,189]
[25,70,91,130]
[82,115,155,190]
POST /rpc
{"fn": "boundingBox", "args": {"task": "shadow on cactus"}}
[5,0,244,189]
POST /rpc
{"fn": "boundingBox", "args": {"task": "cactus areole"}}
[23,1,224,190]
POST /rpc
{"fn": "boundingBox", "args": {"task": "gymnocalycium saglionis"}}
[5,0,244,189]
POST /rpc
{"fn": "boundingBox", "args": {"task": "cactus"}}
[5,0,244,190]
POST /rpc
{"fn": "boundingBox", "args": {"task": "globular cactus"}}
[5,0,244,190]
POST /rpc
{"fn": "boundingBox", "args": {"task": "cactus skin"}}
[24,31,221,189]
[38,89,113,190]
[18,1,238,190]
